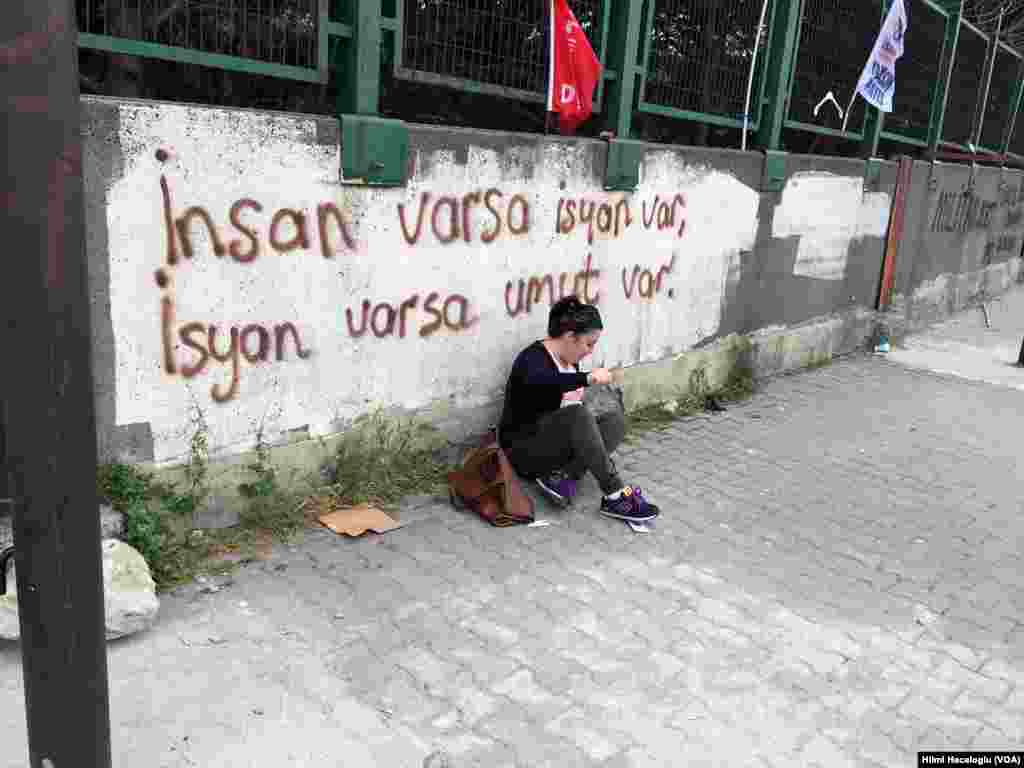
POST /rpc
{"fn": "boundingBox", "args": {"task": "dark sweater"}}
[498,340,590,442]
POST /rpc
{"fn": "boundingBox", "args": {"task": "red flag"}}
[547,0,603,135]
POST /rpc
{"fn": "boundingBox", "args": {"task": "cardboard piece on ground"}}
[319,505,403,537]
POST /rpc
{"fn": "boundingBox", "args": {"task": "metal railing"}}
[78,0,327,82]
[637,0,772,129]
[786,0,880,138]
[73,0,1024,161]
[393,0,608,103]
[882,0,948,145]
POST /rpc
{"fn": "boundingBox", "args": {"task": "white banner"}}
[855,0,907,113]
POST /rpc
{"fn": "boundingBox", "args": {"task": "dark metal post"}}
[752,0,802,150]
[340,0,383,116]
[601,0,645,140]
[926,7,962,160]
[1,2,112,767]
[972,7,1004,150]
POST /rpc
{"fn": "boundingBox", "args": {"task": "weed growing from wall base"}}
[238,427,303,537]
[625,362,756,438]
[98,463,163,568]
[329,413,450,507]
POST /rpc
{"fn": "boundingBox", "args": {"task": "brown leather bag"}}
[447,439,534,527]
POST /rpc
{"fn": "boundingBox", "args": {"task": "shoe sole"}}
[535,481,571,508]
[599,507,659,522]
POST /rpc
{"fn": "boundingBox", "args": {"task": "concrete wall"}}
[80,96,1012,475]
[893,161,1024,330]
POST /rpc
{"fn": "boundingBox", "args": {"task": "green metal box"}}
[341,114,409,187]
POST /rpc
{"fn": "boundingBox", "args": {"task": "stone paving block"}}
[934,657,1011,702]
[1007,686,1024,711]
[545,708,629,763]
[395,646,468,698]
[13,354,1024,768]
[972,725,1023,749]
[448,643,520,689]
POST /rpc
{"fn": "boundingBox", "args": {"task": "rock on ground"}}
[0,539,159,641]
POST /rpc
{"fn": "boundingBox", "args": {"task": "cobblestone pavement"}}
[3,354,1024,767]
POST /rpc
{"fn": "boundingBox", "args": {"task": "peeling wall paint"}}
[772,173,891,281]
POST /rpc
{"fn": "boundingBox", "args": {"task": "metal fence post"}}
[753,0,803,151]
[973,8,1004,149]
[926,10,962,159]
[862,107,885,158]
[1000,66,1024,156]
[860,0,890,159]
[603,0,645,139]
[339,0,383,116]
[1,1,112,766]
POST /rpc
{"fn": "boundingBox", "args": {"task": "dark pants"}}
[501,406,625,495]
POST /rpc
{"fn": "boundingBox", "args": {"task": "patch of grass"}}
[98,462,194,588]
[97,404,271,591]
[237,428,305,538]
[325,413,451,508]
[98,461,283,590]
[625,362,757,438]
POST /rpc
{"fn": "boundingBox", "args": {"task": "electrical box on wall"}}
[604,139,647,192]
[761,150,787,192]
[341,115,408,187]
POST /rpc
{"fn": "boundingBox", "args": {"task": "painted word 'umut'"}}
[506,254,601,316]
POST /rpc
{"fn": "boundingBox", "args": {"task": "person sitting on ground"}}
[497,295,660,522]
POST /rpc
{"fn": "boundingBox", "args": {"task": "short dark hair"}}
[547,295,603,338]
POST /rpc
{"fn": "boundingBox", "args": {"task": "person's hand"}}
[589,368,613,385]
[563,387,584,405]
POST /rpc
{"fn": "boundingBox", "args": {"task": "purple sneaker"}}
[599,485,660,522]
[536,471,577,508]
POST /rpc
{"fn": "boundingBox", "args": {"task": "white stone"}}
[0,539,159,641]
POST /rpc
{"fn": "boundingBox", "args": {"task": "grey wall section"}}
[83,98,125,463]
[717,155,897,341]
[895,160,1024,327]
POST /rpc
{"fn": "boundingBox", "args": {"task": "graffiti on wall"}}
[399,190,530,245]
[156,148,359,401]
[930,179,1024,234]
[153,149,697,404]
[929,180,1024,264]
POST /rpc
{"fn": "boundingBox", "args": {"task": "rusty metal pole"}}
[0,2,113,767]
[877,156,914,311]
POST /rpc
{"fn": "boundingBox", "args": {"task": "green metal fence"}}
[943,20,989,146]
[393,0,608,104]
[78,0,328,82]
[881,0,947,146]
[637,0,772,129]
[75,0,1024,161]
[786,0,880,139]
[979,44,1023,151]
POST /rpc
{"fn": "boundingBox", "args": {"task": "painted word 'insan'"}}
[160,175,357,264]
